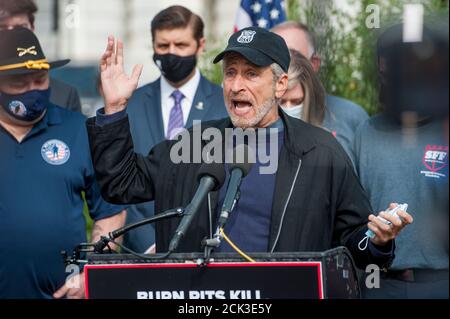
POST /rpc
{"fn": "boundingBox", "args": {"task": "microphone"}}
[168,162,225,252]
[218,145,254,228]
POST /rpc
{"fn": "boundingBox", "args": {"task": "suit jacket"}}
[124,74,228,252]
[49,78,82,113]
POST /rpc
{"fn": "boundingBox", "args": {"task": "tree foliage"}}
[200,0,449,115]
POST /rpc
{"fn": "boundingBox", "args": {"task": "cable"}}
[106,237,172,260]
[219,228,255,263]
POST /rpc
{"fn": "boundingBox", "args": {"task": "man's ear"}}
[197,37,206,57]
[275,73,289,99]
[310,55,321,73]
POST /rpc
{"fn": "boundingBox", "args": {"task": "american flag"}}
[234,0,287,32]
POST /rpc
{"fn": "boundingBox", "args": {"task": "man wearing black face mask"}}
[110,5,227,253]
[0,27,127,299]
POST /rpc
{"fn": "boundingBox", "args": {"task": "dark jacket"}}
[86,111,394,268]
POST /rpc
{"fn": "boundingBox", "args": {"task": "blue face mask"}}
[0,88,51,122]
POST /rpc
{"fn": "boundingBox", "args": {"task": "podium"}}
[84,247,360,299]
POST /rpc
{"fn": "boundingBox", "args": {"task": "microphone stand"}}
[202,228,222,265]
[202,191,241,264]
[63,207,184,266]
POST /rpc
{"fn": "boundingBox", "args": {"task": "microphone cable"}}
[97,235,173,260]
[219,228,255,263]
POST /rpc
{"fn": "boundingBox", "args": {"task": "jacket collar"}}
[142,79,164,142]
[145,74,212,98]
[278,109,317,158]
[186,75,214,127]
[45,103,63,125]
[144,75,216,131]
[144,78,161,98]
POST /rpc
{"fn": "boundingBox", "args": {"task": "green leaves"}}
[199,0,448,116]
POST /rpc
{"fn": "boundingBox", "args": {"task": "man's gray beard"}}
[229,95,277,129]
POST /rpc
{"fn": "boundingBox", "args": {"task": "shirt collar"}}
[160,68,201,103]
[45,104,63,125]
[267,117,284,130]
[28,104,62,137]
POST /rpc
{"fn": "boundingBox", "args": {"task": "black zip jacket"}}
[86,111,394,269]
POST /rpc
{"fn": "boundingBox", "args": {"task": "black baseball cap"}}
[213,26,290,72]
[0,27,70,76]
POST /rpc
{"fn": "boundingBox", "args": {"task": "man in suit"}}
[125,5,228,252]
[0,0,82,113]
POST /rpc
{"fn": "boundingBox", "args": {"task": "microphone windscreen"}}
[197,162,226,191]
[229,144,254,177]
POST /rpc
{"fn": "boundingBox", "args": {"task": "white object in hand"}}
[366,204,408,239]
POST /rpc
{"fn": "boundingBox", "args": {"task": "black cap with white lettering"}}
[213,26,290,72]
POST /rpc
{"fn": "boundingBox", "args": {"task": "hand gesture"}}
[100,36,143,114]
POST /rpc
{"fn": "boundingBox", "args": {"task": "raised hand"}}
[100,36,143,114]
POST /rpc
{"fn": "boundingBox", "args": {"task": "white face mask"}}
[281,103,304,120]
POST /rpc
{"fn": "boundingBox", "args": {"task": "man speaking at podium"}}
[86,27,412,269]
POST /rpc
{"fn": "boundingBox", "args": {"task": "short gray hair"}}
[270,63,285,106]
[270,63,285,82]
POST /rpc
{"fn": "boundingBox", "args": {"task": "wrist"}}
[370,237,389,248]
[105,100,128,115]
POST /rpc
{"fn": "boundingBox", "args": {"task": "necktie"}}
[167,90,185,139]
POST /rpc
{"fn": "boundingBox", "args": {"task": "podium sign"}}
[85,261,323,299]
[84,248,360,299]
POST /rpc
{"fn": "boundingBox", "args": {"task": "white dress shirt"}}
[160,68,201,136]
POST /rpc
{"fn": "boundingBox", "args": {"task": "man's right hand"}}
[100,36,143,115]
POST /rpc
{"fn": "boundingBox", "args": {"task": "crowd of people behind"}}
[0,0,448,299]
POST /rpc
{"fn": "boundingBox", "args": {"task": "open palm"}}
[100,36,143,114]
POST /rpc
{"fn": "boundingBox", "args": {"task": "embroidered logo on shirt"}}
[41,139,70,165]
[420,145,448,179]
